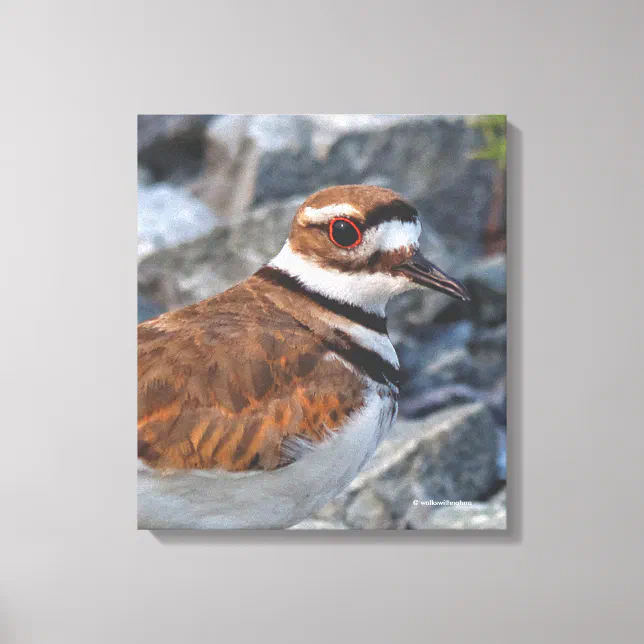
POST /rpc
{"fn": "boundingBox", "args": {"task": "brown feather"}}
[138,276,367,472]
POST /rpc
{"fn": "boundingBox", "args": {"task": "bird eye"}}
[329,218,361,248]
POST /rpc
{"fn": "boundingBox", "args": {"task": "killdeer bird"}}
[138,185,470,529]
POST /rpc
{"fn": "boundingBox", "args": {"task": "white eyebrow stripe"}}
[301,203,360,224]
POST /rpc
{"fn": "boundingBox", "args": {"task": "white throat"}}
[269,241,411,316]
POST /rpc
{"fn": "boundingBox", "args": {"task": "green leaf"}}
[468,115,507,170]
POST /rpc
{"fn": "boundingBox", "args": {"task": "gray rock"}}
[397,320,481,418]
[192,115,317,217]
[398,383,482,419]
[345,488,393,529]
[137,225,238,311]
[465,253,507,326]
[311,116,473,204]
[138,115,212,183]
[308,114,415,157]
[496,428,507,480]
[399,320,475,373]
[138,115,210,152]
[314,402,500,529]
[413,160,495,254]
[137,294,165,323]
[399,331,505,418]
[137,195,304,310]
[428,253,507,328]
[138,165,154,186]
[137,184,218,259]
[406,489,506,530]
[469,323,507,353]
[467,253,506,292]
[290,519,348,530]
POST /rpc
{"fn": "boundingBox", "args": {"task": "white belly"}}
[138,385,397,529]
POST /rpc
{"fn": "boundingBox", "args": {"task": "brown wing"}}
[138,282,366,472]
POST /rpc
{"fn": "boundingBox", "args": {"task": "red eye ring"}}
[329,217,362,249]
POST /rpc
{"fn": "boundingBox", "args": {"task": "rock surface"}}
[406,489,507,530]
[138,115,212,184]
[137,183,218,259]
[310,403,501,530]
[290,519,348,531]
[137,114,507,529]
[137,294,165,324]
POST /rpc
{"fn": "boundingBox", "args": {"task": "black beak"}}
[394,250,471,302]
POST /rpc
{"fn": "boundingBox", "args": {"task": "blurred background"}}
[137,114,507,530]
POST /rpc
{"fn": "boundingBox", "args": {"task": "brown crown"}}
[296,185,406,222]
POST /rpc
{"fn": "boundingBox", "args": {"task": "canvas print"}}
[137,114,507,530]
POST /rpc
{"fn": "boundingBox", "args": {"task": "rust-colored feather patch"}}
[138,278,367,472]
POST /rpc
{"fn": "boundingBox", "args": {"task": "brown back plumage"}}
[138,275,368,471]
